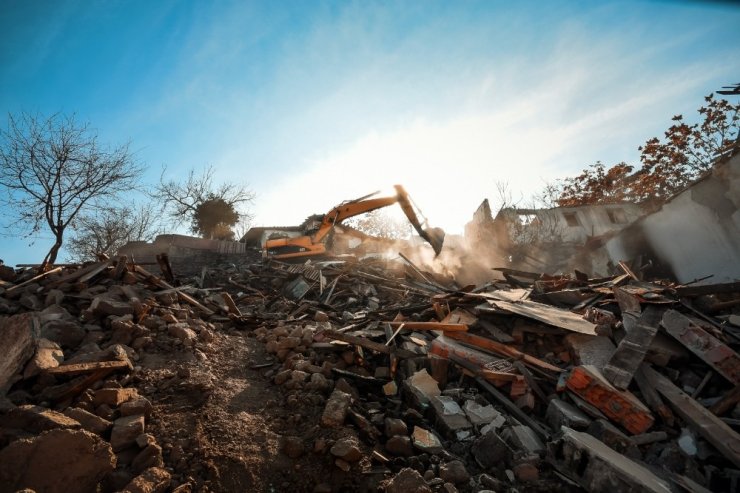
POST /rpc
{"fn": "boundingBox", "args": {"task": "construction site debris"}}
[0,248,739,492]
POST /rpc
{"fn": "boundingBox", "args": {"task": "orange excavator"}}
[264,185,445,261]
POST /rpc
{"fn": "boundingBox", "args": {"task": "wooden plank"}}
[661,309,740,385]
[398,251,433,284]
[674,281,740,297]
[46,369,113,402]
[78,260,113,283]
[134,265,215,316]
[385,321,468,332]
[5,266,63,294]
[47,262,107,287]
[634,365,675,426]
[479,369,521,383]
[45,360,131,376]
[642,365,740,468]
[708,384,740,416]
[513,361,548,402]
[323,330,416,359]
[111,255,129,280]
[222,292,242,316]
[156,253,175,283]
[385,323,404,346]
[476,295,597,335]
[618,261,639,281]
[446,330,562,373]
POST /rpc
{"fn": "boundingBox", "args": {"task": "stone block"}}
[320,389,352,428]
[502,425,545,456]
[0,405,81,434]
[411,426,444,454]
[121,467,171,493]
[548,427,672,493]
[431,396,471,436]
[546,398,591,431]
[0,313,39,392]
[63,407,111,435]
[0,429,115,493]
[23,338,64,379]
[93,388,139,407]
[111,415,145,452]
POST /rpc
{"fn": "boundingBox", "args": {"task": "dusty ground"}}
[137,328,343,493]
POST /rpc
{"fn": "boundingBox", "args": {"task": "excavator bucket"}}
[422,226,446,257]
[394,185,445,256]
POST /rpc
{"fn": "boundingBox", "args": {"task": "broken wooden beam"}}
[111,255,129,280]
[385,321,468,332]
[134,265,215,316]
[479,295,598,335]
[398,251,435,286]
[708,384,740,416]
[322,330,416,359]
[641,365,740,468]
[446,330,563,373]
[674,281,740,297]
[45,360,132,376]
[4,266,63,294]
[156,253,175,283]
[661,309,740,386]
[548,427,672,493]
[77,260,113,284]
[618,260,639,281]
[221,292,242,317]
[634,365,675,426]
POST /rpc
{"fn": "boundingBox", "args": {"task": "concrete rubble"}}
[0,239,739,492]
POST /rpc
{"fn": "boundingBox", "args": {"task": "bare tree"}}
[232,213,253,242]
[0,113,143,267]
[153,165,254,238]
[66,203,161,262]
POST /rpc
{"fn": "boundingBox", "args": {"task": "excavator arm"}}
[265,185,444,260]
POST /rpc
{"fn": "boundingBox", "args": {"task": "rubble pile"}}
[202,257,740,492]
[0,256,233,493]
[1,251,740,492]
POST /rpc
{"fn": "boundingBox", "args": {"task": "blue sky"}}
[1,0,739,266]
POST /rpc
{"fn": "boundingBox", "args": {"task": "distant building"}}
[465,199,643,276]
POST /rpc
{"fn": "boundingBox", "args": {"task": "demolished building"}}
[1,151,739,493]
[465,199,644,277]
[467,148,740,284]
[605,150,740,283]
[2,245,740,492]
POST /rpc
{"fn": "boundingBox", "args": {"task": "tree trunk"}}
[41,238,63,271]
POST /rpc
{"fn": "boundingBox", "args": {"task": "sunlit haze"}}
[1,1,739,265]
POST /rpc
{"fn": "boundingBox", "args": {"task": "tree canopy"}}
[154,165,254,240]
[0,112,142,267]
[192,198,239,240]
[555,94,739,208]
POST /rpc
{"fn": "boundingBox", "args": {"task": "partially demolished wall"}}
[606,151,740,284]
